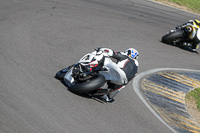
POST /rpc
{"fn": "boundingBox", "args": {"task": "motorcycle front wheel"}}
[161,30,184,44]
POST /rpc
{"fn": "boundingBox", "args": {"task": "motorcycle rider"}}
[176,19,200,29]
[176,19,200,51]
[92,47,139,102]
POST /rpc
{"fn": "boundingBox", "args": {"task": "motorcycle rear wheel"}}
[69,74,106,94]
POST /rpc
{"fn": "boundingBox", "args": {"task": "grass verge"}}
[186,88,200,111]
[154,0,200,14]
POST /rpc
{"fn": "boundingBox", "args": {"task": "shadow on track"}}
[160,40,199,54]
[54,76,108,103]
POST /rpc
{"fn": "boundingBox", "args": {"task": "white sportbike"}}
[55,48,131,96]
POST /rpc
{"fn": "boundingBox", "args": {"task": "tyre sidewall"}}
[162,30,184,44]
[69,74,106,94]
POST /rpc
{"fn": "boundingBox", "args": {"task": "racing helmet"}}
[125,48,139,60]
[194,19,200,28]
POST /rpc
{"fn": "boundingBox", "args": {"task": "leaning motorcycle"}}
[55,48,123,96]
[161,25,199,51]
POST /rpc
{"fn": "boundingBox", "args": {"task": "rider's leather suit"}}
[96,48,139,90]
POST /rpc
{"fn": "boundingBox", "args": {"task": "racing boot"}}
[101,94,114,102]
[109,85,125,99]
[191,44,199,53]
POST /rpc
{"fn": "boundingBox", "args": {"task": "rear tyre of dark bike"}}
[161,30,184,44]
[69,74,106,95]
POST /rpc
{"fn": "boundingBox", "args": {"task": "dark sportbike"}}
[161,24,200,52]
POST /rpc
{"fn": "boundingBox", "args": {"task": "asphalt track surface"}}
[0,0,200,133]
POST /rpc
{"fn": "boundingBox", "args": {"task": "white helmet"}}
[125,48,139,60]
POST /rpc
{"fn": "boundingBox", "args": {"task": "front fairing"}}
[63,50,113,86]
[197,28,200,40]
[64,67,74,87]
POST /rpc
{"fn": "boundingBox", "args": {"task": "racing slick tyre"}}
[162,30,184,44]
[69,74,106,94]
